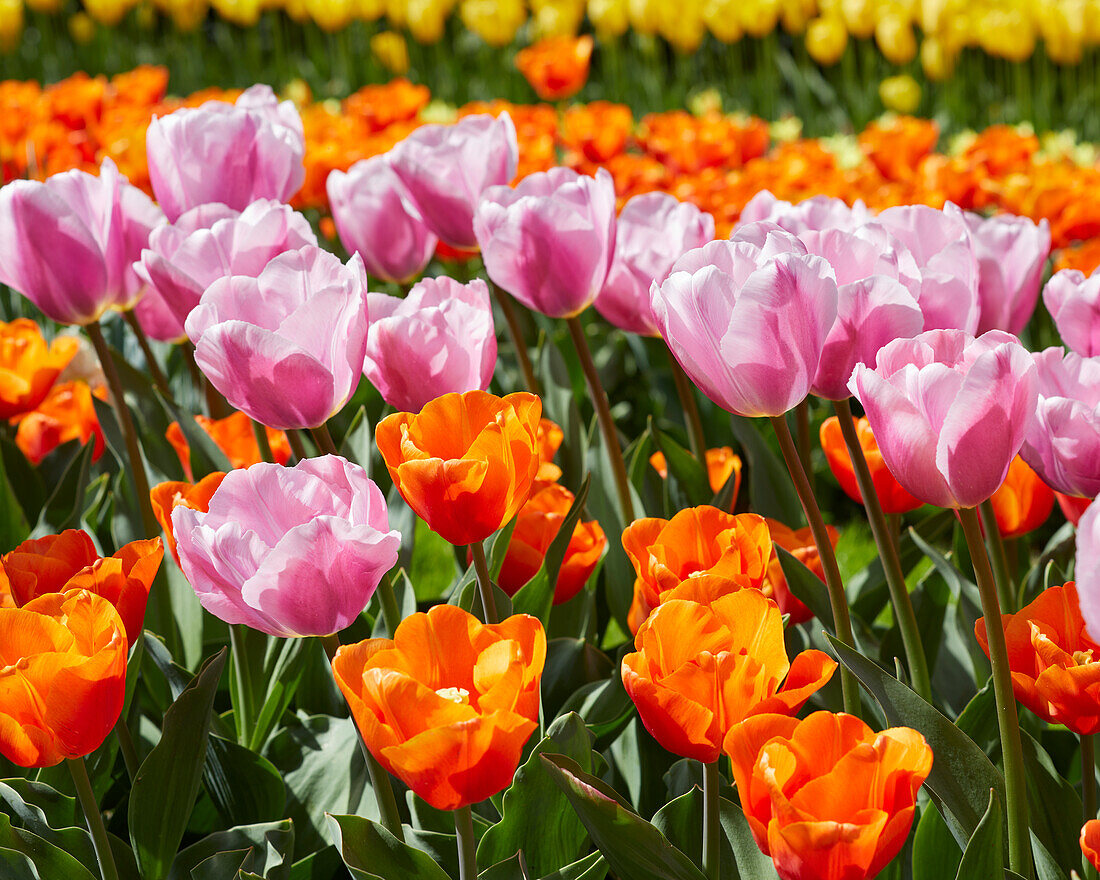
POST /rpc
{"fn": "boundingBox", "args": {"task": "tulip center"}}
[435,686,471,705]
[1074,648,1096,667]
[0,658,28,676]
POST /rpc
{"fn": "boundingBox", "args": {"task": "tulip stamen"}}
[436,686,471,705]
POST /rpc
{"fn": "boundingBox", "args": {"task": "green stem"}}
[957,506,1032,878]
[702,761,720,880]
[320,632,406,842]
[795,399,815,494]
[834,400,932,702]
[229,625,256,747]
[287,429,309,462]
[666,346,707,462]
[86,321,159,537]
[979,499,1016,613]
[489,281,541,396]
[455,805,477,880]
[311,422,340,456]
[114,717,139,781]
[376,576,403,637]
[470,540,498,624]
[566,316,635,524]
[769,415,861,717]
[1085,734,1097,824]
[121,309,171,402]
[68,757,120,880]
[251,418,275,464]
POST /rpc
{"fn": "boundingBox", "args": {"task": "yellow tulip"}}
[460,0,526,45]
[372,30,411,71]
[738,0,781,38]
[627,0,659,34]
[806,15,847,64]
[879,74,921,113]
[25,0,63,13]
[875,13,916,63]
[307,0,354,29]
[780,0,815,33]
[407,0,451,41]
[703,0,743,41]
[588,0,628,36]
[840,0,874,37]
[354,0,384,19]
[68,10,97,41]
[83,0,136,25]
[211,0,261,25]
[919,33,954,79]
[978,8,1034,62]
[0,0,22,52]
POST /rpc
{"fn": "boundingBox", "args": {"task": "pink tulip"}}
[326,156,438,284]
[173,455,400,638]
[0,159,163,325]
[475,167,617,318]
[595,192,715,336]
[738,191,871,233]
[1019,347,1100,499]
[134,199,317,341]
[875,203,980,334]
[1043,269,1100,356]
[185,246,369,430]
[650,231,838,417]
[849,330,1038,509]
[364,277,497,412]
[964,211,1051,335]
[147,85,305,222]
[1075,502,1100,642]
[387,113,518,250]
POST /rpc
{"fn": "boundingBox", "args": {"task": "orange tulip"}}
[376,390,542,546]
[535,417,565,486]
[763,519,838,625]
[1082,820,1100,871]
[725,711,933,880]
[0,530,162,648]
[975,582,1100,734]
[515,35,594,102]
[622,507,772,633]
[496,482,607,604]
[820,416,923,515]
[0,590,128,767]
[0,319,79,420]
[1056,492,1092,526]
[331,604,546,810]
[988,455,1054,539]
[649,446,742,501]
[166,411,291,480]
[622,590,836,763]
[14,380,106,464]
[149,472,227,565]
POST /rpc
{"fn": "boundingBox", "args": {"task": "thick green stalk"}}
[68,757,120,880]
[979,499,1016,613]
[957,506,1032,878]
[121,309,171,401]
[833,400,931,701]
[1085,734,1097,824]
[702,761,720,880]
[455,805,477,880]
[795,399,815,494]
[470,540,498,624]
[489,281,541,395]
[251,419,275,464]
[665,347,707,462]
[114,717,139,780]
[311,422,340,456]
[287,429,309,462]
[769,415,860,717]
[229,625,257,747]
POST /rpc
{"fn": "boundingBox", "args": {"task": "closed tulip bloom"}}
[172,456,400,638]
[327,156,438,284]
[849,330,1038,509]
[595,192,715,336]
[0,158,163,325]
[150,472,226,565]
[388,113,518,249]
[1058,492,1092,526]
[623,591,836,763]
[976,582,1100,734]
[376,391,542,546]
[1044,268,1100,357]
[0,590,128,767]
[764,518,838,625]
[15,381,106,465]
[650,446,742,498]
[146,84,305,222]
[1083,821,1100,872]
[988,455,1055,539]
[331,605,546,810]
[1020,348,1100,499]
[875,203,980,334]
[134,199,317,341]
[475,167,617,318]
[724,711,932,880]
[186,246,369,430]
[166,412,291,481]
[819,416,923,514]
[1075,503,1100,643]
[622,507,773,633]
[964,211,1051,335]
[535,417,565,486]
[515,35,594,102]
[651,233,838,417]
[364,277,496,413]
[738,191,871,234]
[0,319,79,419]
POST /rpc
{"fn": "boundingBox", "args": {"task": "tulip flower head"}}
[14,380,107,465]
[150,472,227,565]
[1044,268,1100,357]
[819,416,923,514]
[515,35,594,102]
[764,518,837,625]
[376,390,542,546]
[964,210,1051,335]
[1083,820,1100,872]
[988,455,1054,539]
[849,329,1038,509]
[535,417,565,486]
[0,319,79,420]
[172,456,400,638]
[737,192,871,234]
[331,605,546,810]
[166,412,291,480]
[622,590,836,762]
[186,246,370,431]
[650,446,742,499]
[1074,502,1100,644]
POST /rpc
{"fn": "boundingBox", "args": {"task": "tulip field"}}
[8,11,1100,880]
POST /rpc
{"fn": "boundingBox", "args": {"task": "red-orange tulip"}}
[376,390,542,546]
[14,380,106,464]
[820,416,923,515]
[622,590,836,763]
[166,411,291,480]
[763,519,839,625]
[0,530,162,648]
[331,604,546,810]
[622,507,772,633]
[0,319,79,420]
[515,35,594,102]
[149,472,227,565]
[535,417,564,487]
[497,482,607,605]
[989,455,1054,538]
[649,446,742,501]
[0,590,128,767]
[975,582,1100,734]
[1057,492,1092,526]
[1082,820,1100,871]
[725,711,933,880]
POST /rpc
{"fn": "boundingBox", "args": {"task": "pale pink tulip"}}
[1043,269,1100,357]
[738,191,871,233]
[964,211,1051,335]
[1075,502,1100,642]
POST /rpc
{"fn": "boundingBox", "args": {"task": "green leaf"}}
[204,735,287,826]
[557,669,635,750]
[955,789,1003,880]
[477,713,595,876]
[190,850,250,879]
[340,405,372,473]
[32,439,94,535]
[717,797,779,880]
[826,635,1004,848]
[0,813,96,880]
[479,851,608,880]
[0,446,29,549]
[728,415,802,525]
[912,802,962,880]
[540,753,707,880]
[0,847,38,880]
[327,814,451,880]
[170,821,294,880]
[129,648,228,880]
[652,787,737,878]
[0,779,98,873]
[250,637,312,752]
[775,546,834,630]
[155,390,232,477]
[648,419,711,507]
[541,638,613,720]
[1020,730,1082,873]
